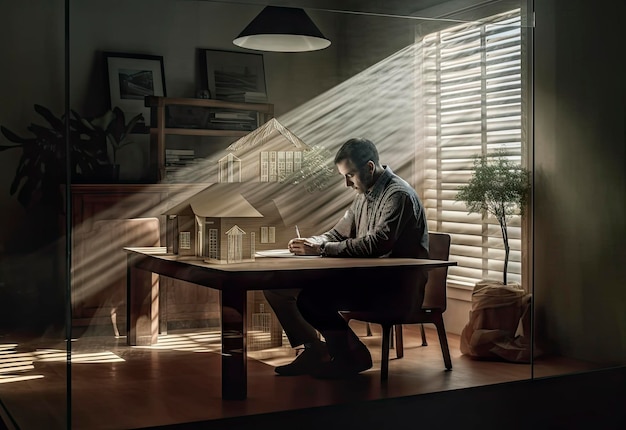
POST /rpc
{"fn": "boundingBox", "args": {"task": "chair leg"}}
[394,325,404,358]
[420,323,428,346]
[433,316,452,370]
[380,324,392,381]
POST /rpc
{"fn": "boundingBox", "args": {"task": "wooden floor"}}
[0,322,598,430]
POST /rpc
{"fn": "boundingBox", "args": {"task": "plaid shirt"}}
[310,166,429,258]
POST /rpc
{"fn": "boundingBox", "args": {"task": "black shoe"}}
[275,343,330,376]
[312,344,372,379]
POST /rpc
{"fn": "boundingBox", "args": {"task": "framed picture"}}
[201,49,267,103]
[104,52,166,127]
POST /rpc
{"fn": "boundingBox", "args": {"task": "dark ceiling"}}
[206,0,469,18]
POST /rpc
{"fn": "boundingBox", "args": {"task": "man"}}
[264,137,429,379]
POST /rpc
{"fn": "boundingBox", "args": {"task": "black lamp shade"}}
[233,6,331,52]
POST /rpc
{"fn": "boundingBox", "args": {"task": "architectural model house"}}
[163,184,263,263]
[220,118,311,182]
[164,118,315,264]
[163,183,298,263]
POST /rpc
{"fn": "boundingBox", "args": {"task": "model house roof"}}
[163,184,263,218]
[226,118,311,153]
[225,225,246,236]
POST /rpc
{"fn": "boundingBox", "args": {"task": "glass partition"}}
[0,0,623,429]
[66,2,536,425]
[0,2,70,429]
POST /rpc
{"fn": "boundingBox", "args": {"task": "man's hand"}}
[288,238,322,256]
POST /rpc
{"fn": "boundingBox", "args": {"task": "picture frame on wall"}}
[104,52,166,128]
[201,49,267,103]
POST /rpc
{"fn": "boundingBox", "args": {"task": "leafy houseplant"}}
[0,105,143,213]
[0,104,109,213]
[82,106,143,175]
[456,150,531,285]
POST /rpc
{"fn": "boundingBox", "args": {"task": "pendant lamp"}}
[233,6,331,52]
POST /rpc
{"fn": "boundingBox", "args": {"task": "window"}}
[218,153,242,183]
[418,9,527,288]
[260,151,302,182]
[207,228,218,259]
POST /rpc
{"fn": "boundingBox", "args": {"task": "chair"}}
[342,232,453,380]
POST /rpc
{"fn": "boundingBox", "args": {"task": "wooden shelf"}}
[145,96,274,114]
[145,96,274,182]
[149,128,252,137]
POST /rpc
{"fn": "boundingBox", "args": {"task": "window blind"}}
[419,9,525,288]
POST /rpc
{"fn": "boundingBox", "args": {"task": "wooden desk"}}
[124,247,457,400]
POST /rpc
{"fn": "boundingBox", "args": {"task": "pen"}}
[295,225,301,238]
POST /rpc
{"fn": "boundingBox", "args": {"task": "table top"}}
[124,247,456,271]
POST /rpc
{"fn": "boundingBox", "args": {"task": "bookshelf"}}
[145,96,274,182]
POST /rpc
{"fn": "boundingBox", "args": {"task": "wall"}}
[68,1,342,115]
[533,0,626,365]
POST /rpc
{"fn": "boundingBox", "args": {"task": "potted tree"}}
[456,150,533,362]
[455,150,531,285]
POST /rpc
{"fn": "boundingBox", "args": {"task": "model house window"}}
[218,153,241,183]
[208,229,218,259]
[260,226,276,244]
[179,231,191,250]
[418,9,526,288]
[260,151,302,182]
[227,229,244,263]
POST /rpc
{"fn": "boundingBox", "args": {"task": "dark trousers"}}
[296,269,427,358]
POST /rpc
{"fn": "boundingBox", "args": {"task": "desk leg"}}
[126,255,159,346]
[220,286,247,400]
[159,279,168,335]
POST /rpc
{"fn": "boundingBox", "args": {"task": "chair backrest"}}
[421,232,451,311]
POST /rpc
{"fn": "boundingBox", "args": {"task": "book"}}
[206,122,256,131]
[221,91,268,103]
[213,112,256,120]
[165,149,195,156]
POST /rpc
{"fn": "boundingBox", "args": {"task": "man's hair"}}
[334,138,380,167]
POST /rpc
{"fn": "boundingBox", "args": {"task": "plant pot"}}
[460,279,533,362]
